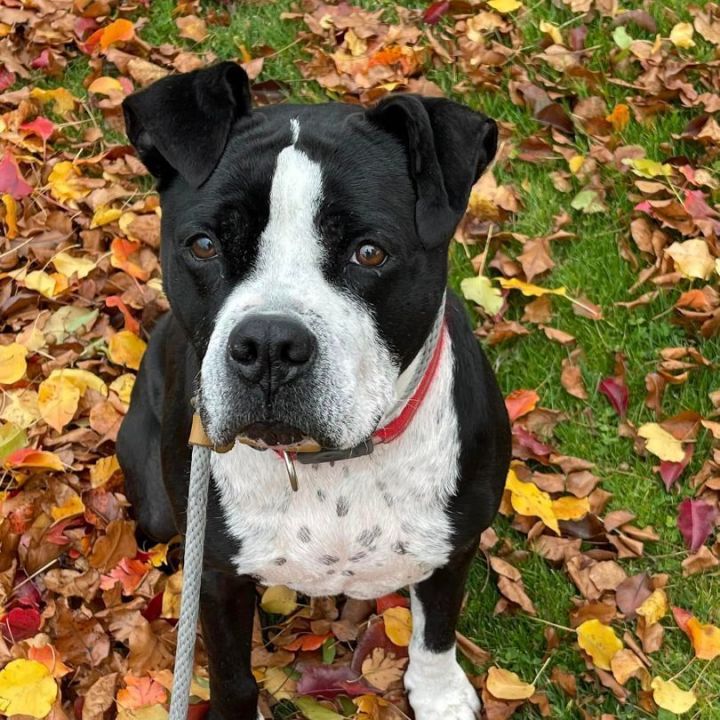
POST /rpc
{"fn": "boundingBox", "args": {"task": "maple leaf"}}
[361,647,407,691]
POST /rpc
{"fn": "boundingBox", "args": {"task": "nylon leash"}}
[168,443,211,720]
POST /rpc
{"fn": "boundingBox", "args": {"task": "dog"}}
[117,61,511,720]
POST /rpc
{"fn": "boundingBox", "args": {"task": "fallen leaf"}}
[486,666,535,700]
[0,343,28,385]
[461,275,503,315]
[506,468,560,534]
[651,677,696,714]
[108,331,147,370]
[637,423,685,462]
[576,619,623,670]
[670,22,695,49]
[260,585,298,615]
[677,498,718,552]
[382,606,412,647]
[0,659,57,718]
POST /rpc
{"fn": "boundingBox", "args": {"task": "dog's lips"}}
[237,421,320,451]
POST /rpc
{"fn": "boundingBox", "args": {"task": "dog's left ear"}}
[122,61,252,188]
[367,95,497,248]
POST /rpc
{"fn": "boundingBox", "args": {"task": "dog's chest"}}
[211,343,460,599]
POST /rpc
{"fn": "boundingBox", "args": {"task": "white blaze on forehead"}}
[255,120,323,280]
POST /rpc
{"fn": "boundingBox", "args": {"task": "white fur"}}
[212,326,459,598]
[200,121,398,448]
[405,589,481,719]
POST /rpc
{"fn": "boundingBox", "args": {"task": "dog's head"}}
[123,62,497,449]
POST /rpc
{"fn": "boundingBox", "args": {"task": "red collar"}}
[372,321,447,446]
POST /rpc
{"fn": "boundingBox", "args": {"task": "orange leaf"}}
[686,617,720,660]
[87,18,135,52]
[606,104,630,132]
[110,238,150,281]
[5,448,64,471]
[505,389,539,423]
[100,557,149,595]
[284,633,332,652]
[106,296,140,335]
[117,675,168,710]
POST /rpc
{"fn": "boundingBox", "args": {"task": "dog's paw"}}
[405,658,480,720]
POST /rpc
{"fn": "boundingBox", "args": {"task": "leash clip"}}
[282,451,299,492]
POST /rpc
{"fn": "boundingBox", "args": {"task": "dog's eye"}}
[352,244,387,268]
[189,235,217,260]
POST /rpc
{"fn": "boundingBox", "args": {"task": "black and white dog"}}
[117,61,510,720]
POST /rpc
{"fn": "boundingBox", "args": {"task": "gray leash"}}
[168,443,211,720]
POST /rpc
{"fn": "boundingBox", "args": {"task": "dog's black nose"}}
[228,314,316,390]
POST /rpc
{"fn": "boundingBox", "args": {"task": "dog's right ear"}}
[122,61,252,188]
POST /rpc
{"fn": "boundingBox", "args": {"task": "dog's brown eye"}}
[353,244,387,268]
[190,235,217,260]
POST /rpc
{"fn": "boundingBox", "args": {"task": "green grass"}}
[37,0,720,716]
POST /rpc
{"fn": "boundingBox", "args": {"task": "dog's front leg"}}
[200,570,261,720]
[404,547,480,720]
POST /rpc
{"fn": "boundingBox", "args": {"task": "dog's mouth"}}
[237,421,322,452]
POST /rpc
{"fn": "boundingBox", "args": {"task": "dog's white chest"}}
[211,341,460,598]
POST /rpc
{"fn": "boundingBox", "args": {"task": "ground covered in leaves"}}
[0,0,719,718]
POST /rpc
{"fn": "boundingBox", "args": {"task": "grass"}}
[36,0,720,717]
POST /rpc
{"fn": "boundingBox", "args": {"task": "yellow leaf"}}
[498,277,568,298]
[0,343,28,385]
[25,270,66,298]
[87,76,124,96]
[162,569,183,619]
[460,275,503,315]
[90,454,121,488]
[110,373,136,404]
[488,0,522,12]
[505,468,560,534]
[0,659,58,718]
[52,251,96,280]
[108,331,147,370]
[260,585,297,615]
[637,423,685,462]
[383,606,413,647]
[651,677,697,714]
[148,543,168,567]
[568,155,584,174]
[539,20,562,45]
[2,193,18,239]
[90,205,123,228]
[0,389,41,427]
[38,376,81,432]
[48,368,108,397]
[636,589,667,626]
[623,157,673,179]
[670,22,695,49]
[687,617,720,660]
[666,239,715,280]
[30,87,75,115]
[576,619,623,670]
[552,495,590,521]
[486,666,536,700]
[48,161,90,203]
[51,494,85,521]
[361,647,407,691]
[262,667,297,700]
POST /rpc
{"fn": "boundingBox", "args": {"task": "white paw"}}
[405,659,481,720]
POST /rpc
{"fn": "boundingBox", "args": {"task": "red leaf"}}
[1,606,41,642]
[285,633,332,652]
[296,663,370,699]
[31,49,52,69]
[512,426,553,458]
[658,446,693,491]
[376,593,409,614]
[0,66,15,92]
[20,117,55,142]
[0,149,33,199]
[598,377,629,418]
[677,499,718,553]
[422,1,450,24]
